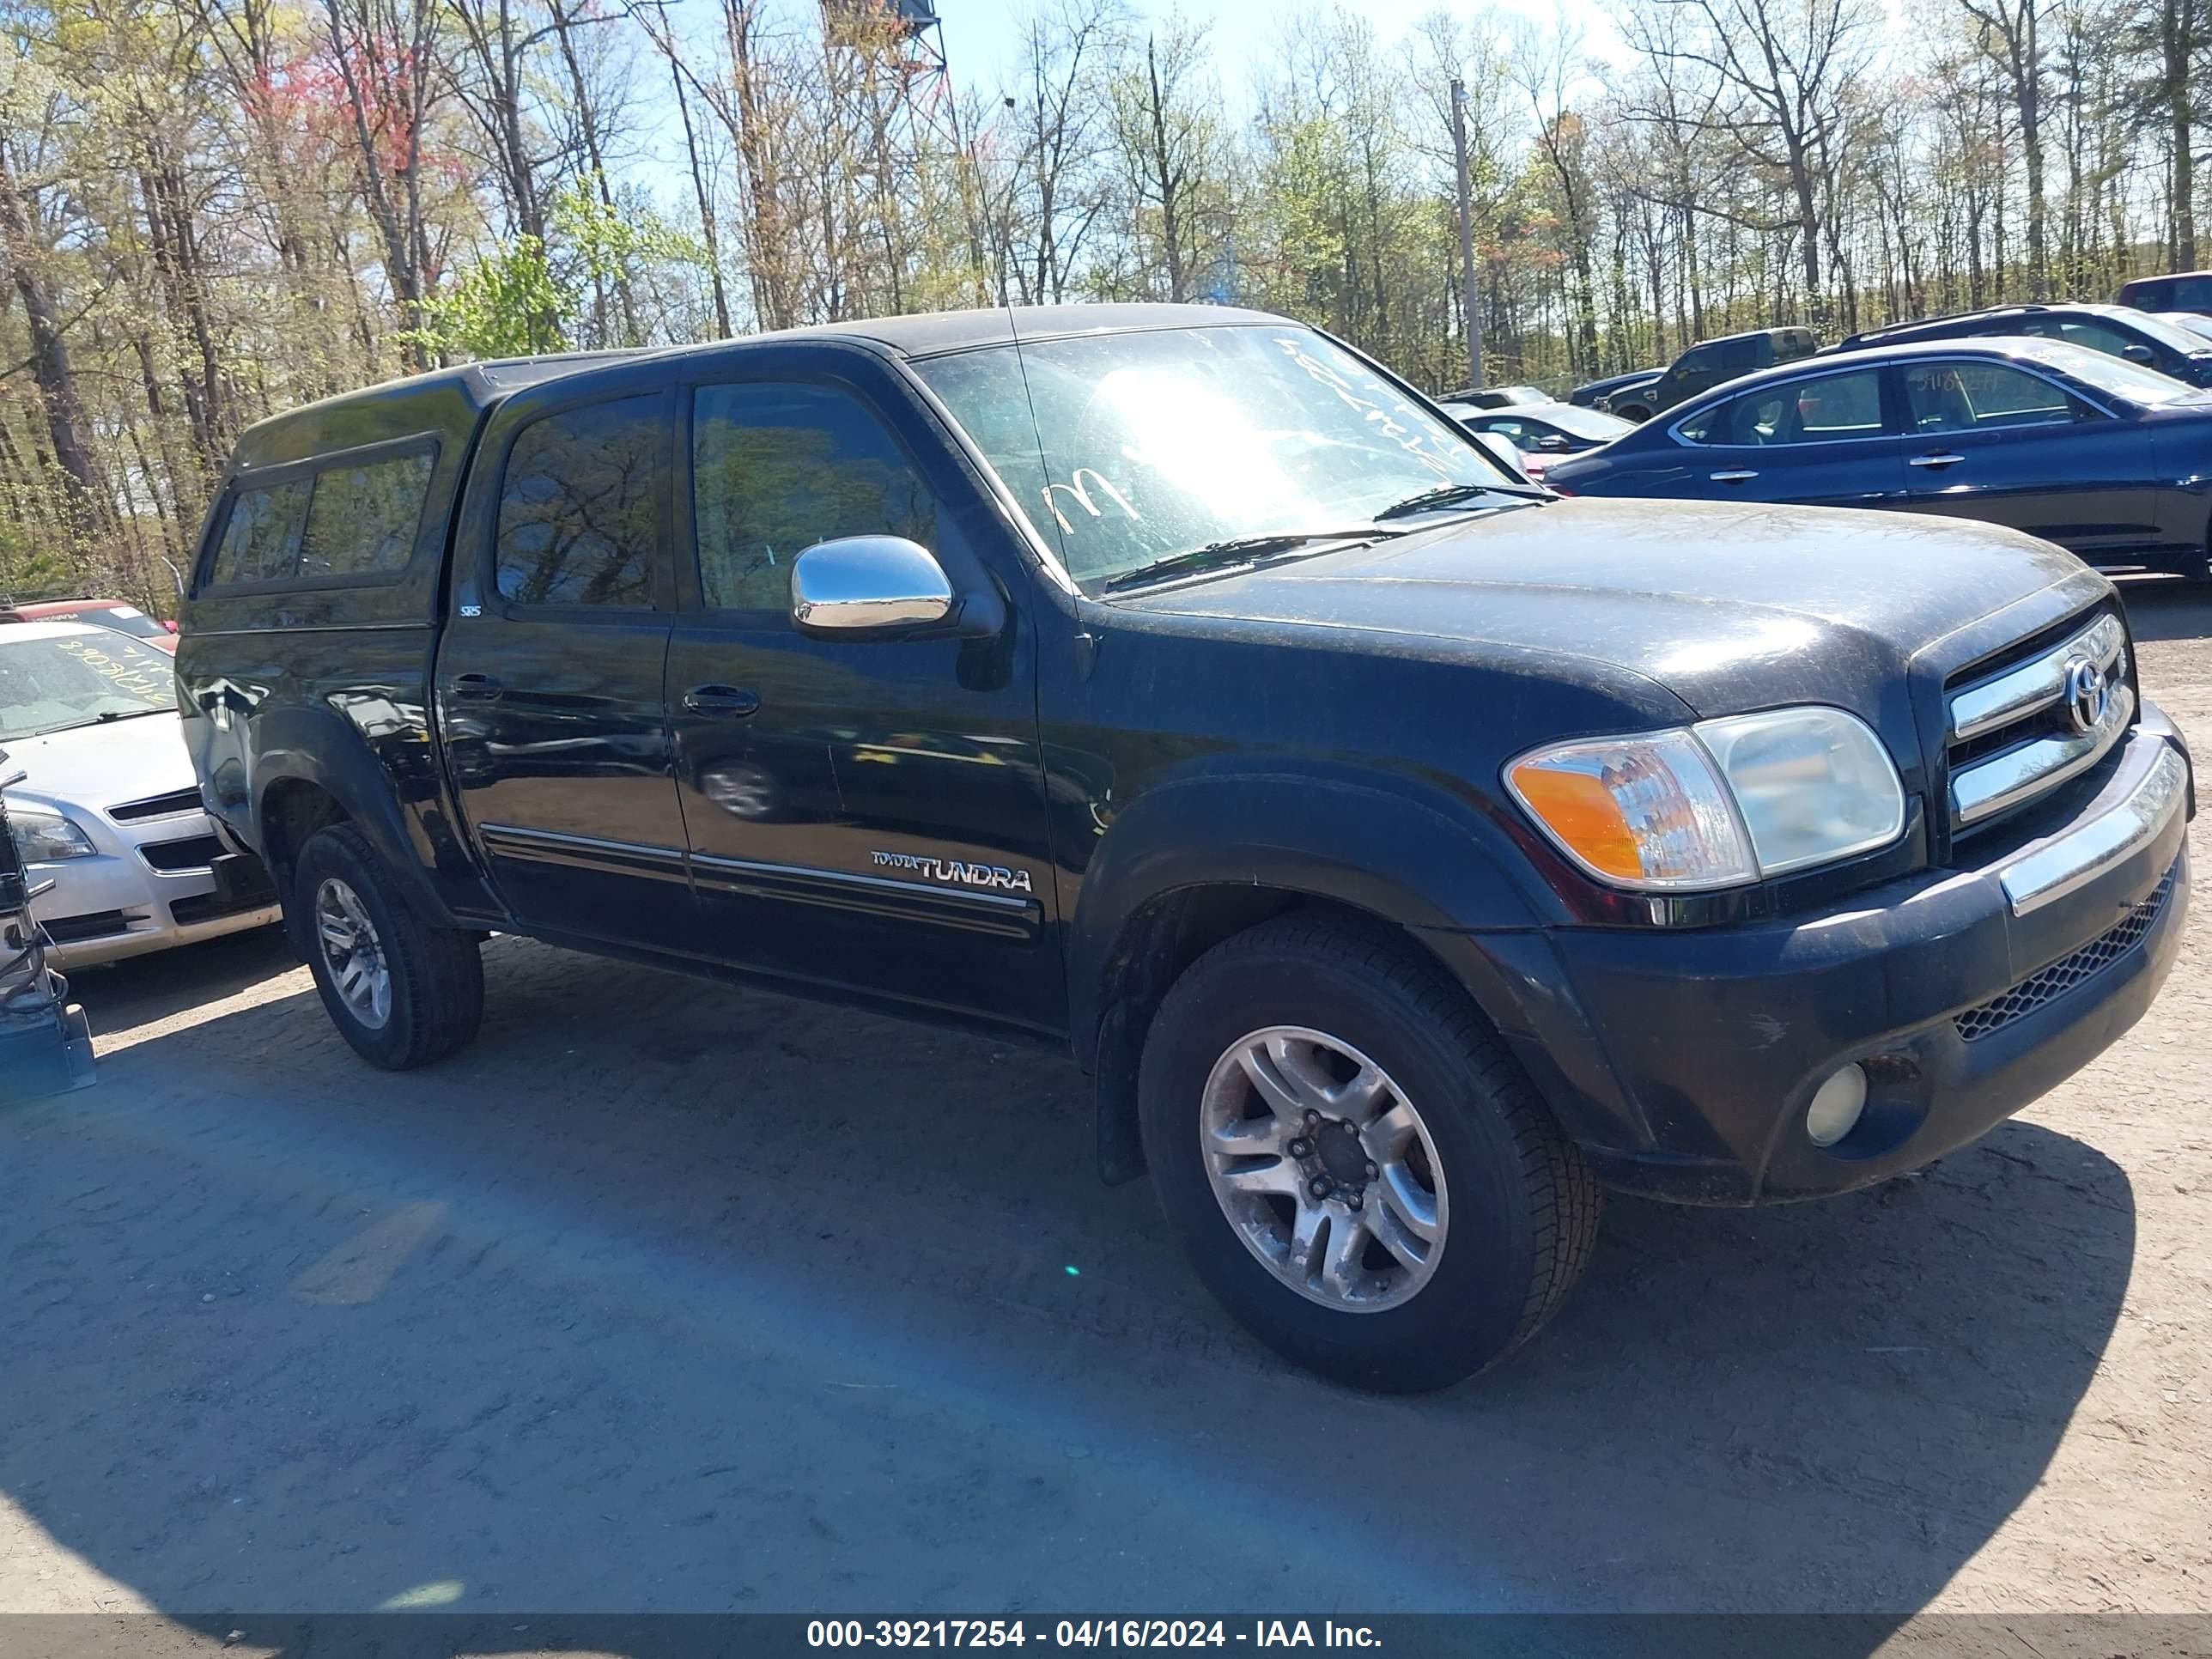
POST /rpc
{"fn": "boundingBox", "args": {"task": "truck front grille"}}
[1945,609,2131,842]
[1955,861,2177,1041]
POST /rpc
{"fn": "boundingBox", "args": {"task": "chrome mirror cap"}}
[790,536,955,635]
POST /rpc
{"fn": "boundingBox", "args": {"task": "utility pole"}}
[1449,77,1483,392]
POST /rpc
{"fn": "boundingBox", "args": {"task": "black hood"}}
[1107,496,2103,724]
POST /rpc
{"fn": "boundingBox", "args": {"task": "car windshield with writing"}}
[914,324,1532,592]
[0,632,176,740]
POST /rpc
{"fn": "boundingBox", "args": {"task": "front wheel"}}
[294,823,484,1070]
[1138,915,1601,1392]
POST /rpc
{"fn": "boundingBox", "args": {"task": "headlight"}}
[8,806,98,862]
[1506,707,1903,891]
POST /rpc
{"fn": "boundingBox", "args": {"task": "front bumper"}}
[28,839,279,969]
[1476,708,2194,1204]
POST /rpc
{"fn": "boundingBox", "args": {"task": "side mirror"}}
[2120,343,2155,366]
[1470,431,1534,483]
[791,535,956,637]
[1536,434,1571,451]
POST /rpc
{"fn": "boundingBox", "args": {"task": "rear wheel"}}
[1138,914,1601,1392]
[295,823,483,1069]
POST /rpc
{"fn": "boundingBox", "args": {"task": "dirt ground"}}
[2,583,2208,1633]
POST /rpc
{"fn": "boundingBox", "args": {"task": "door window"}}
[690,382,939,615]
[495,396,661,606]
[1904,363,2081,433]
[1681,369,1884,446]
[1668,347,1716,389]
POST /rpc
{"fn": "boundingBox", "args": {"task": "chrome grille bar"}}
[1951,682,2134,826]
[1948,613,2124,744]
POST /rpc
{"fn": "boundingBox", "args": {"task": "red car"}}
[0,596,178,652]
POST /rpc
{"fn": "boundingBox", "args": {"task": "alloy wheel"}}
[1199,1025,1448,1313]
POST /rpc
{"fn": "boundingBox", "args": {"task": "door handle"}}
[1709,470,1759,483]
[451,672,503,702]
[1909,453,1965,469]
[684,684,761,718]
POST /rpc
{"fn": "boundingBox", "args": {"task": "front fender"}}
[1066,766,1551,1053]
[1065,765,1657,1175]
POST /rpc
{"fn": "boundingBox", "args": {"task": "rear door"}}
[436,374,695,951]
[1653,364,1905,507]
[1890,357,2160,563]
[660,346,1063,1032]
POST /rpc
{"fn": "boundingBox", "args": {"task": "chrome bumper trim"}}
[1997,738,2190,916]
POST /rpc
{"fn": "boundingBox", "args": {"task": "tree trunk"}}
[0,141,106,539]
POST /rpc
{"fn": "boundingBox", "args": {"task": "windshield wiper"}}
[1100,530,1395,593]
[19,708,167,738]
[1373,482,1540,520]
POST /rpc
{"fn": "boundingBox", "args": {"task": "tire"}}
[1616,404,1653,424]
[293,823,484,1069]
[1138,914,1601,1392]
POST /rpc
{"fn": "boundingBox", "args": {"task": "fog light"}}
[1805,1064,1868,1147]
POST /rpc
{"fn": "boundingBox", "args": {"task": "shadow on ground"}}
[2,929,2139,1645]
[2114,574,2212,643]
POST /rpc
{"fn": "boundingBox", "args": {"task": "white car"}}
[1,622,279,966]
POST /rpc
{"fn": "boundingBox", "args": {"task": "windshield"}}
[914,324,1527,589]
[2011,339,2206,404]
[2110,310,2212,357]
[2160,312,2212,345]
[0,632,176,739]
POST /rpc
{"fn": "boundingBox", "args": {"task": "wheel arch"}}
[245,704,468,928]
[1070,773,1557,1183]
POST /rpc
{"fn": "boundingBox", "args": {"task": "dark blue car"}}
[1543,335,2212,580]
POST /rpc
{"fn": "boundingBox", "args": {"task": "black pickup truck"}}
[179,304,2195,1390]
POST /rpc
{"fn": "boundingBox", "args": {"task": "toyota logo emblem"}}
[2063,656,2109,735]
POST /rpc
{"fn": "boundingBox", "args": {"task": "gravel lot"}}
[3,583,2208,1629]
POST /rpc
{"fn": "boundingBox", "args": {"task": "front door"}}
[436,386,695,951]
[1664,365,1905,508]
[663,364,1063,1033]
[1891,359,2160,562]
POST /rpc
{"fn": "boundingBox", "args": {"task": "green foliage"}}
[400,236,570,362]
[400,182,709,363]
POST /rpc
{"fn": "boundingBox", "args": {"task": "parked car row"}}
[2,594,179,650]
[1544,332,2212,582]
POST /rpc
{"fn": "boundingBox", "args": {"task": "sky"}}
[928,0,1628,104]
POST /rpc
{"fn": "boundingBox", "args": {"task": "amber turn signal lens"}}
[1505,766,1642,879]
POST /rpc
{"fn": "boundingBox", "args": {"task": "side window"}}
[299,451,434,580]
[1688,370,1883,446]
[690,381,939,615]
[1905,363,2078,433]
[1480,418,1530,442]
[1671,347,1716,381]
[2056,320,2134,360]
[208,479,312,586]
[1718,338,1764,374]
[495,396,661,607]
